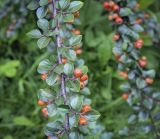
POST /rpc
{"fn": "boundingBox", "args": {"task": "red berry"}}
[115,17,123,24]
[122,93,129,100]
[134,39,143,49]
[113,5,119,11]
[115,54,121,61]
[108,15,114,21]
[119,71,128,80]
[62,58,67,64]
[38,100,48,107]
[138,57,147,68]
[79,117,87,125]
[80,74,88,82]
[145,78,154,85]
[71,29,81,35]
[80,81,85,89]
[41,73,48,80]
[74,69,83,78]
[112,13,119,19]
[136,18,142,24]
[81,105,91,113]
[103,2,110,10]
[109,1,115,8]
[75,49,83,55]
[113,34,120,41]
[41,108,48,117]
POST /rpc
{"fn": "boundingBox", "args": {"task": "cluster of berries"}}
[104,1,154,101]
[79,105,91,125]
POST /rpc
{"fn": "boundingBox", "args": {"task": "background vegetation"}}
[0,0,160,139]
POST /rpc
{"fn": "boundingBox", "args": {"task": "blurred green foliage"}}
[0,0,160,139]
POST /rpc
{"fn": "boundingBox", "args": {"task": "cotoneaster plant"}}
[104,0,160,138]
[136,11,160,46]
[27,0,100,138]
[0,0,29,38]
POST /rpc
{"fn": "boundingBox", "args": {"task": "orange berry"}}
[134,39,143,49]
[71,29,81,35]
[79,117,87,125]
[145,78,154,85]
[122,93,129,100]
[38,100,48,107]
[113,5,119,11]
[119,71,128,80]
[109,1,115,8]
[115,54,121,61]
[136,18,142,24]
[108,15,114,21]
[81,105,91,113]
[80,81,85,89]
[75,49,83,55]
[62,58,67,64]
[73,11,80,17]
[74,69,83,78]
[103,2,110,10]
[113,34,120,41]
[139,57,147,68]
[41,73,48,80]
[80,74,88,82]
[112,13,119,19]
[115,17,123,24]
[41,108,48,117]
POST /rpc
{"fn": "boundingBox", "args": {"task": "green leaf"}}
[27,1,39,10]
[37,59,52,74]
[27,29,42,38]
[68,1,83,13]
[37,37,51,49]
[132,24,144,32]
[58,0,70,10]
[54,64,64,74]
[58,105,70,114]
[38,89,54,102]
[119,8,133,16]
[143,70,155,78]
[98,34,113,65]
[67,80,80,92]
[69,115,79,129]
[138,111,149,122]
[81,87,91,95]
[13,116,35,126]
[69,35,82,46]
[46,73,58,86]
[85,109,100,122]
[36,7,47,19]
[45,121,62,134]
[3,135,13,139]
[39,0,48,6]
[63,14,74,23]
[153,93,160,100]
[64,63,74,75]
[65,50,76,61]
[139,0,155,9]
[0,60,20,78]
[37,19,49,31]
[78,65,88,74]
[136,78,147,89]
[70,95,83,111]
[143,98,153,110]
[47,104,58,117]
